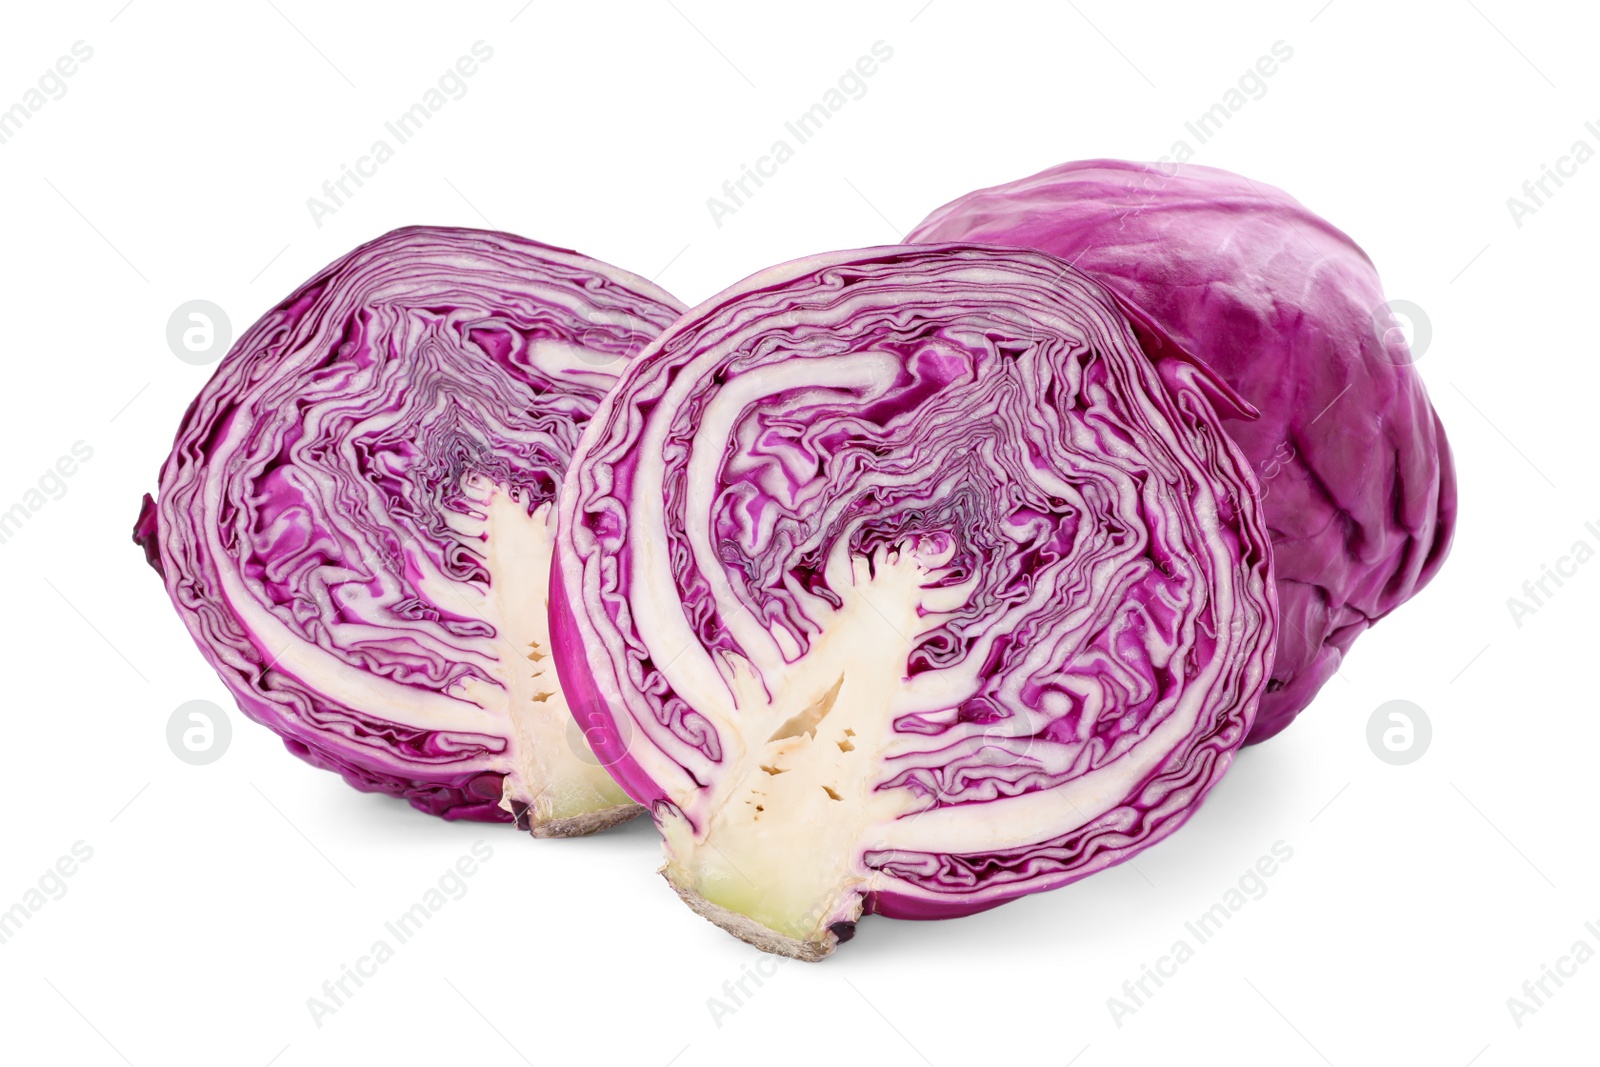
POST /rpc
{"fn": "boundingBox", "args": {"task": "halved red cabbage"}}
[909,160,1455,742]
[552,244,1276,957]
[136,225,684,832]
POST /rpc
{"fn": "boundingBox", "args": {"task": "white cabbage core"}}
[657,539,961,942]
[447,488,633,830]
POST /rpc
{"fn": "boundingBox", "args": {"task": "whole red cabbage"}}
[910,160,1455,741]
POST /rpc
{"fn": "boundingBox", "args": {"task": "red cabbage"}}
[552,243,1276,957]
[909,160,1456,742]
[136,225,684,832]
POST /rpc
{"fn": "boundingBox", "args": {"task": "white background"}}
[0,1,1594,1064]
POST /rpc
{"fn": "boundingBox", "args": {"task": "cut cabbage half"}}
[138,225,684,833]
[553,244,1276,956]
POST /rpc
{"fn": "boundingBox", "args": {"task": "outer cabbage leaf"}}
[137,225,684,833]
[909,160,1456,742]
[552,244,1276,957]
